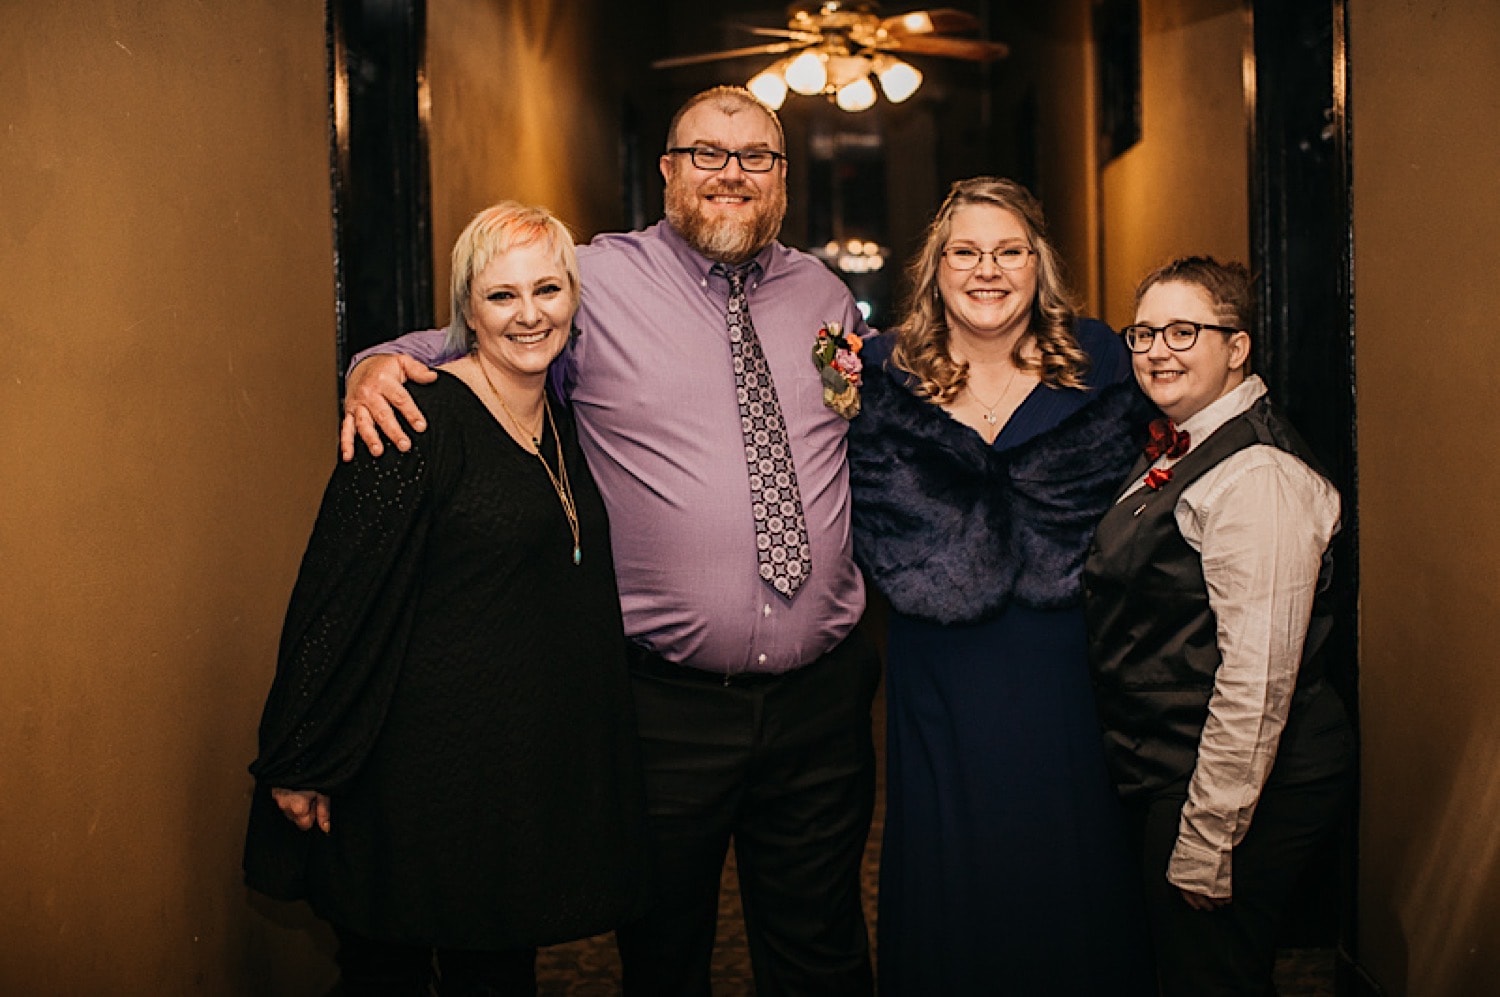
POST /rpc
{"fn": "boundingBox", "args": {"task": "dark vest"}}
[1084,396,1335,800]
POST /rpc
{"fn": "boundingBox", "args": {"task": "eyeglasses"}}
[1121,321,1241,353]
[666,147,786,173]
[941,245,1036,272]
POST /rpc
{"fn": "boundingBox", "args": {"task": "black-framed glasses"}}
[941,245,1036,272]
[666,146,786,173]
[1121,320,1241,353]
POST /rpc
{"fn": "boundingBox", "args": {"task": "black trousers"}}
[616,628,881,997]
[1126,686,1355,997]
[333,926,537,997]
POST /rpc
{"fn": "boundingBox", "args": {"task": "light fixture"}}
[747,63,789,110]
[835,76,877,112]
[875,57,922,104]
[825,54,873,89]
[784,50,828,95]
[746,46,923,114]
[896,12,934,34]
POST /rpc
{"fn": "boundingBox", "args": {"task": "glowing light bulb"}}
[835,76,877,112]
[747,66,788,110]
[784,50,828,95]
[876,59,922,103]
[898,13,934,34]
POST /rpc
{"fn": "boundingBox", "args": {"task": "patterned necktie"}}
[716,263,812,599]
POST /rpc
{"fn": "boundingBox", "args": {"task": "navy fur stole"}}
[849,350,1154,626]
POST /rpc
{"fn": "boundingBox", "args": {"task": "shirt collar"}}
[1176,374,1267,449]
[654,219,780,288]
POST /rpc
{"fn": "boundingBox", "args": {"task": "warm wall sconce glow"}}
[875,58,922,103]
[747,65,788,109]
[835,76,877,112]
[784,50,828,95]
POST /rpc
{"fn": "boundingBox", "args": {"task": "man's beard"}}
[664,174,787,265]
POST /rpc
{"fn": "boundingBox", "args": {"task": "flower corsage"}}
[811,322,863,420]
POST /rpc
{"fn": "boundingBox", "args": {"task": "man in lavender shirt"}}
[343,87,879,995]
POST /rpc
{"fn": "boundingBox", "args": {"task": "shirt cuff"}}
[1167,833,1234,899]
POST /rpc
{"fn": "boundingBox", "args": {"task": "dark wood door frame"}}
[1247,2,1371,992]
[326,0,434,385]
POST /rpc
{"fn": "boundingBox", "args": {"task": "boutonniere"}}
[811,322,863,420]
[1144,466,1173,491]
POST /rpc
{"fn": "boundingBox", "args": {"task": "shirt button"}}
[757,653,767,665]
[763,604,771,617]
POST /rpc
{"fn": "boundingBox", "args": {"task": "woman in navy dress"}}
[848,178,1155,994]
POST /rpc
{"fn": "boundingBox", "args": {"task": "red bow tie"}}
[1144,418,1190,461]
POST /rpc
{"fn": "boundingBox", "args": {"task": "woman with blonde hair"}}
[244,201,647,995]
[848,177,1155,993]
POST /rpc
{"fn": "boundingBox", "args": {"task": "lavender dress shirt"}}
[355,221,867,674]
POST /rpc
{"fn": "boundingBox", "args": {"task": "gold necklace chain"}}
[473,352,582,565]
[966,362,1021,427]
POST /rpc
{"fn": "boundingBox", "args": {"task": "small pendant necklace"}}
[967,362,1021,427]
[474,353,582,565]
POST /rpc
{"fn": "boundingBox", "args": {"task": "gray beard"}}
[664,181,786,265]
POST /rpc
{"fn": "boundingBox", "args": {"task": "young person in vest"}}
[1084,257,1355,996]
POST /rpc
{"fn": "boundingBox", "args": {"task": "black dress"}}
[244,371,648,951]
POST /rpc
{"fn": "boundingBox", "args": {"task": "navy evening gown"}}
[849,324,1156,994]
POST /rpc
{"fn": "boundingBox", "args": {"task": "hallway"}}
[7,3,1500,993]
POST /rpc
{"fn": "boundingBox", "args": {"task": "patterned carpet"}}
[533,684,1336,995]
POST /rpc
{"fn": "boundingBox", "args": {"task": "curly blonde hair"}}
[891,177,1087,401]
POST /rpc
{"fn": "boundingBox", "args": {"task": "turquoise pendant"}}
[573,545,582,565]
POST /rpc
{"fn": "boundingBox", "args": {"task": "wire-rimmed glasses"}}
[941,245,1036,272]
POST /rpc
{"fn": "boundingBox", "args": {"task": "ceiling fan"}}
[651,2,1010,112]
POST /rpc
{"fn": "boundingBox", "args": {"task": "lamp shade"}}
[784,50,828,95]
[835,76,877,112]
[747,65,789,109]
[876,58,922,103]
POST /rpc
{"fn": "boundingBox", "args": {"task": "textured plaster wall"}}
[0,1,339,992]
[1350,2,1500,993]
[1098,0,1249,327]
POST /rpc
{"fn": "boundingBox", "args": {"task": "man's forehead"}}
[676,104,780,147]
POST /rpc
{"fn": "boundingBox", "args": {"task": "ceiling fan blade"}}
[737,25,823,43]
[879,8,982,38]
[881,35,1009,62]
[651,41,807,70]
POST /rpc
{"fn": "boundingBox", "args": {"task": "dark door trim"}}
[1246,1,1366,991]
[327,0,434,384]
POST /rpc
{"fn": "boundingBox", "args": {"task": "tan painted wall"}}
[426,0,630,327]
[1351,2,1500,993]
[1098,0,1249,327]
[1,1,648,990]
[0,2,340,992]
